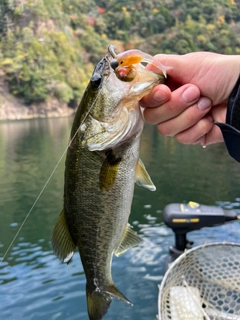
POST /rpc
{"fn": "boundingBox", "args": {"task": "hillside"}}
[0,0,240,120]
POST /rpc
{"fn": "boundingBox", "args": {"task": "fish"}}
[51,45,166,320]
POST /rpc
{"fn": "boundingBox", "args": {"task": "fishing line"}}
[1,88,103,263]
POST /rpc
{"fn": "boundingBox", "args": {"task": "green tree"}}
[0,0,15,37]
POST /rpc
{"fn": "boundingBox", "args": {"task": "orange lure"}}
[114,49,171,78]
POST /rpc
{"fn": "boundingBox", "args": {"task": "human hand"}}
[141,52,240,146]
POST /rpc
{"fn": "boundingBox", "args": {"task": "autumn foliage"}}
[0,0,239,105]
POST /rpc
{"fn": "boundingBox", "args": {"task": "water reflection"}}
[0,118,73,258]
[1,118,240,319]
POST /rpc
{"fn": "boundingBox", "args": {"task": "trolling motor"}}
[163,201,239,262]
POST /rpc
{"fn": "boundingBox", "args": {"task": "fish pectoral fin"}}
[114,224,143,257]
[135,159,156,191]
[51,209,76,263]
[99,150,121,191]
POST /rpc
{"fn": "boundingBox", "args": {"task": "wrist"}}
[217,54,240,104]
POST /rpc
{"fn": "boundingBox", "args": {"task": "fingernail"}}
[197,97,212,111]
[182,86,199,103]
[152,90,169,103]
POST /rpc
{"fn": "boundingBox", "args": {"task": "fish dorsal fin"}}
[99,150,121,191]
[51,209,76,263]
[114,224,143,257]
[135,159,156,191]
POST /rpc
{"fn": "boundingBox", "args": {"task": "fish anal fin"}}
[99,150,121,191]
[51,209,76,263]
[115,224,143,257]
[105,283,132,305]
[135,159,156,191]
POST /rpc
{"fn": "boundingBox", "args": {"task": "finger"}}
[201,103,227,146]
[174,115,214,145]
[203,103,227,145]
[157,98,212,137]
[144,84,201,125]
[204,124,225,145]
[141,84,171,108]
[178,103,226,146]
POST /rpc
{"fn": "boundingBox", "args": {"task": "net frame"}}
[158,242,240,320]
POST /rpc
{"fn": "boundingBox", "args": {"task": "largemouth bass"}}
[51,45,165,320]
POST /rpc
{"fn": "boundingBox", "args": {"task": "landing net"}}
[158,242,240,320]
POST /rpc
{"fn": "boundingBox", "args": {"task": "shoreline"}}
[0,85,76,121]
[0,102,75,121]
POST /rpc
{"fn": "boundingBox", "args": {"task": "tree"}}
[0,0,15,38]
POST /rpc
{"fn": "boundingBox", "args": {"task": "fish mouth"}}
[90,45,119,89]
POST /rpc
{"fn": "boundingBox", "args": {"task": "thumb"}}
[153,54,193,85]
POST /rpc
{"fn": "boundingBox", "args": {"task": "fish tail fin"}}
[86,285,112,320]
[86,283,132,320]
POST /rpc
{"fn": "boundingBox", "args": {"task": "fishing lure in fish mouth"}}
[110,49,171,78]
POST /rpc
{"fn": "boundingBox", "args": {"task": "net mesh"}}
[158,242,240,320]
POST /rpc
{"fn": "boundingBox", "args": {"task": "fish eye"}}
[90,73,102,89]
[120,61,123,64]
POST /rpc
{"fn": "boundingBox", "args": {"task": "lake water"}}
[1,117,240,320]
